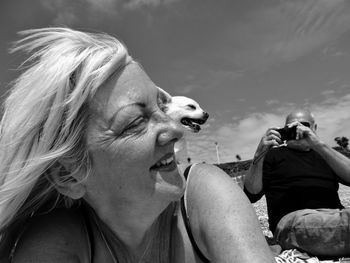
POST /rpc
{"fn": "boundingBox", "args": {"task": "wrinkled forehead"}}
[91,61,155,118]
[285,110,315,125]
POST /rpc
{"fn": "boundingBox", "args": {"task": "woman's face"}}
[84,62,185,207]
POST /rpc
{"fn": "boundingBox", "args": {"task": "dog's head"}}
[157,86,209,133]
[164,95,209,133]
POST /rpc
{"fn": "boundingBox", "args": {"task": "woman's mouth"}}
[150,154,177,171]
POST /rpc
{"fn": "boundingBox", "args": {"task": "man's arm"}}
[244,128,281,195]
[244,150,267,195]
[312,142,350,184]
[296,124,350,184]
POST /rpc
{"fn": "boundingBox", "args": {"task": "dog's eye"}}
[187,105,196,110]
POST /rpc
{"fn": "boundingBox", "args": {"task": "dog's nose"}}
[203,112,209,120]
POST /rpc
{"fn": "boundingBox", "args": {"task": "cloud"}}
[186,112,287,163]
[322,45,348,57]
[175,84,197,95]
[41,0,183,24]
[40,0,80,25]
[264,0,350,62]
[311,93,350,143]
[40,0,121,25]
[40,0,350,73]
[124,0,180,10]
[187,92,350,164]
[85,0,117,14]
[265,99,280,106]
[177,0,350,75]
[166,62,245,95]
[320,90,335,97]
[223,0,350,70]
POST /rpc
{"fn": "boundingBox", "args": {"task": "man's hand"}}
[286,121,321,149]
[258,127,282,152]
[296,123,320,146]
[246,127,281,194]
[252,127,281,165]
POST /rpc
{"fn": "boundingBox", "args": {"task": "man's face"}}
[285,110,316,132]
[285,110,317,150]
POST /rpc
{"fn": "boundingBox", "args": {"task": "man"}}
[244,109,350,257]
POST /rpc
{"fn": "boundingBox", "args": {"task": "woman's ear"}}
[49,161,87,200]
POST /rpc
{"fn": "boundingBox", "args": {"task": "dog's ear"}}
[157,86,172,104]
[157,86,172,113]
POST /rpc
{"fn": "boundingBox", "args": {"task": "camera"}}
[276,125,297,141]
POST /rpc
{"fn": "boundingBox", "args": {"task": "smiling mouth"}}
[181,117,206,133]
[151,155,176,170]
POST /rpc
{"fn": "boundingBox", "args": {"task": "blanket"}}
[275,249,350,263]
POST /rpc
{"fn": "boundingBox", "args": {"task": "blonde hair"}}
[0,27,131,232]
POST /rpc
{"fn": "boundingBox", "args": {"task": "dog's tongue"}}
[181,118,190,126]
[181,118,201,132]
[193,125,200,132]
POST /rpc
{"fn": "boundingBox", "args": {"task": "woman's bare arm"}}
[186,164,275,263]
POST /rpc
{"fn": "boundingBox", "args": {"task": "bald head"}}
[285,109,316,130]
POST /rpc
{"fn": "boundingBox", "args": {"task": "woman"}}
[0,27,275,262]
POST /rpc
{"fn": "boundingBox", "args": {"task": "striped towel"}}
[275,249,321,263]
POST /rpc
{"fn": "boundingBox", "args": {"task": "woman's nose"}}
[157,116,184,146]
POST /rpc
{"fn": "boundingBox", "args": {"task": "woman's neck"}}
[86,200,176,263]
[85,196,170,253]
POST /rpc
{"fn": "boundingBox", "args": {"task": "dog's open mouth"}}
[181,117,206,133]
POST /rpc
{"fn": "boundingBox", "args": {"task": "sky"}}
[1,0,350,163]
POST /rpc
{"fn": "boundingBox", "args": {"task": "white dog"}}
[157,87,209,163]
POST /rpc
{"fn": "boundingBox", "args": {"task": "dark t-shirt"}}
[245,147,344,233]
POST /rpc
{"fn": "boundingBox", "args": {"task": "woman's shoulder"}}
[184,163,246,215]
[185,163,233,191]
[11,206,91,263]
[180,163,275,262]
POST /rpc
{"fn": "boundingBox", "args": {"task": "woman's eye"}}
[123,117,146,133]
